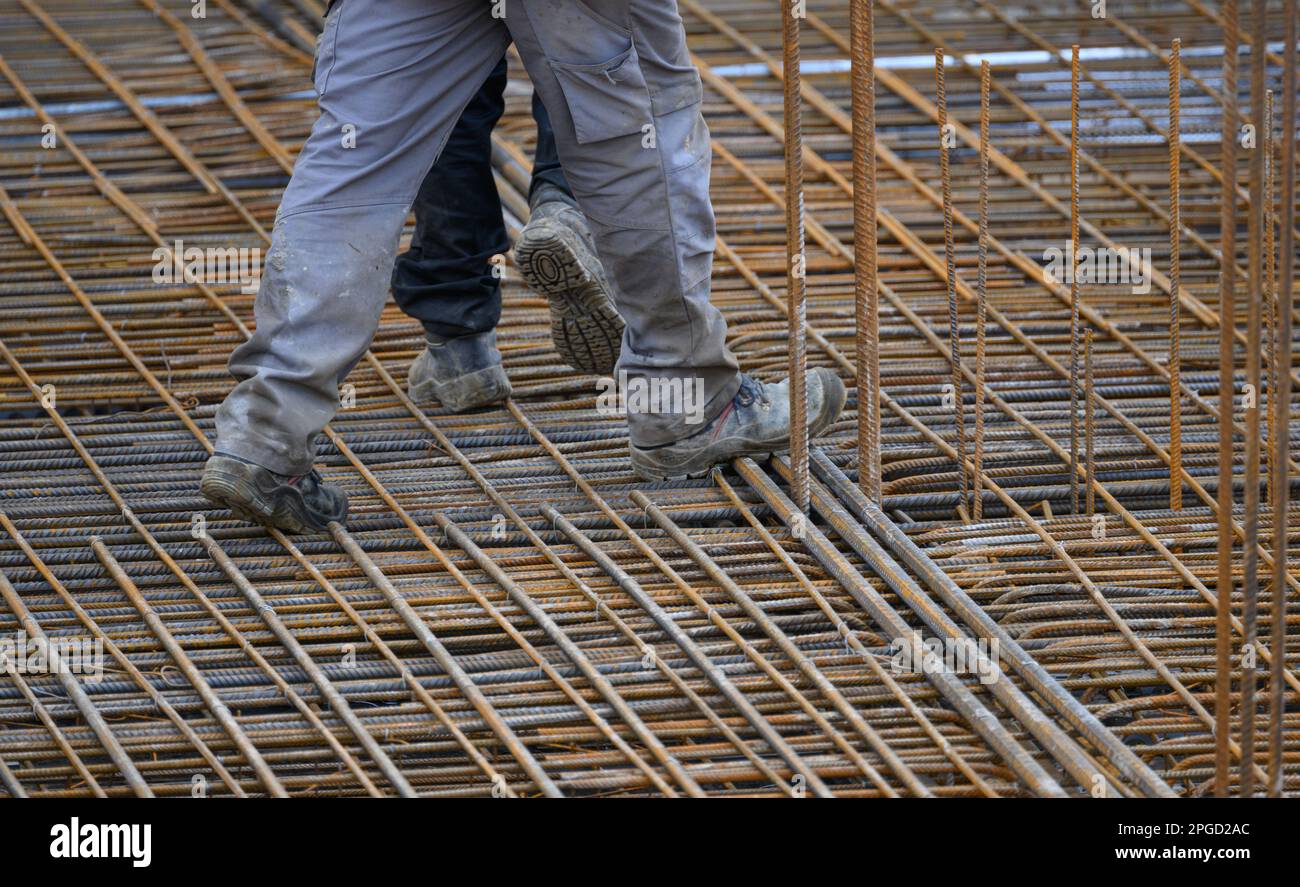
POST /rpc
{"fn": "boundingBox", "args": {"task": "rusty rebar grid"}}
[0,0,1294,798]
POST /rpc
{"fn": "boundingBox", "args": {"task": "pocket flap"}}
[550,44,654,145]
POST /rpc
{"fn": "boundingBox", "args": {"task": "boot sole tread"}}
[515,222,623,376]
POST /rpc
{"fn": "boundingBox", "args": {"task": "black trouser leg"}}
[527,91,574,206]
[391,59,509,340]
[393,57,579,338]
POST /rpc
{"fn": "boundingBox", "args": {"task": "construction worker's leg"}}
[391,58,509,341]
[214,0,508,475]
[505,0,741,446]
[515,68,625,376]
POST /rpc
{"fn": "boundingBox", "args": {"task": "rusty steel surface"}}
[0,0,1295,797]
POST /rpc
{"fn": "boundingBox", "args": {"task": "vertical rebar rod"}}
[936,47,967,512]
[974,59,990,521]
[1239,0,1267,798]
[1214,0,1240,799]
[1265,89,1277,511]
[852,0,881,502]
[1268,0,1296,798]
[783,0,809,514]
[1168,39,1184,512]
[1085,329,1096,517]
[1070,44,1082,516]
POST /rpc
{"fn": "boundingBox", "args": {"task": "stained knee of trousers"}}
[656,102,715,293]
[215,205,407,475]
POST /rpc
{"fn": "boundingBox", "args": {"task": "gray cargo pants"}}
[215,0,742,475]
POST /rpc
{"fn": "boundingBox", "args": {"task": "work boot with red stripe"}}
[630,369,847,481]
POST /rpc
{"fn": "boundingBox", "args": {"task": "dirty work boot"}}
[630,369,847,481]
[200,453,347,534]
[514,191,624,375]
[408,330,511,411]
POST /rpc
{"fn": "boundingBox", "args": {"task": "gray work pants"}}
[215,0,742,475]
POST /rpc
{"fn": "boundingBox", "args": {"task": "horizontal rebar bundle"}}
[0,0,1295,797]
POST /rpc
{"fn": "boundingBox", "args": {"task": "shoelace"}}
[734,375,770,408]
[707,376,770,444]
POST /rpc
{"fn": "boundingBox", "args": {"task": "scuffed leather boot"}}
[201,453,347,534]
[407,330,511,411]
[630,369,847,481]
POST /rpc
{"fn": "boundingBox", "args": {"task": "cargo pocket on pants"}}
[550,44,655,145]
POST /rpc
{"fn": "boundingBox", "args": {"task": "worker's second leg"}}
[515,92,626,375]
[390,58,512,411]
[206,0,508,531]
[505,1,845,477]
